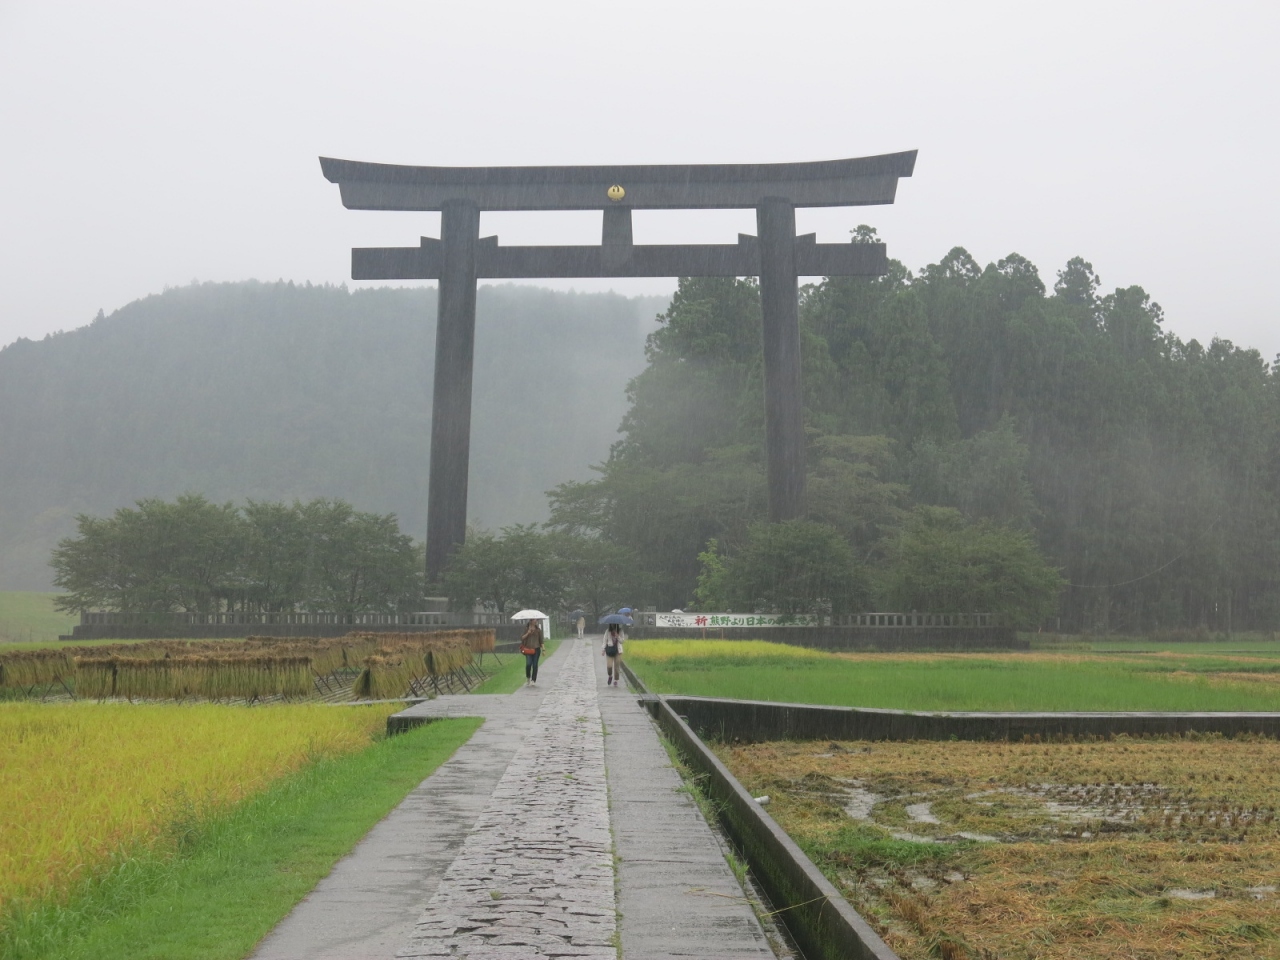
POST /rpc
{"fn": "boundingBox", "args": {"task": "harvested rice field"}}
[0,630,495,704]
[720,735,1280,959]
[0,701,394,912]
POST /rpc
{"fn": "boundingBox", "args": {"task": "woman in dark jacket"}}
[521,619,545,684]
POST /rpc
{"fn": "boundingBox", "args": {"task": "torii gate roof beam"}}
[319,152,917,211]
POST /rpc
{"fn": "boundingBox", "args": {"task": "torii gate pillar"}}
[425,199,480,583]
[757,197,805,522]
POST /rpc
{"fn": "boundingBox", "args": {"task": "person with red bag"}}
[520,619,545,685]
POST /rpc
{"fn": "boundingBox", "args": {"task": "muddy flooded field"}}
[718,735,1280,959]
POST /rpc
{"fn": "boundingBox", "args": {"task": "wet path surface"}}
[251,638,773,960]
[249,651,568,960]
[399,640,615,958]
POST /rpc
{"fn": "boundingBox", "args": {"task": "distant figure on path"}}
[602,624,624,686]
[521,619,545,685]
[576,615,586,638]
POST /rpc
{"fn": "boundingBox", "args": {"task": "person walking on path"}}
[576,615,586,638]
[521,619,545,684]
[602,623,624,686]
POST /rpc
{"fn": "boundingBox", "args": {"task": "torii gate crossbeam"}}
[320,152,917,584]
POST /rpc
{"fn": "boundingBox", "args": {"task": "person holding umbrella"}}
[599,613,631,687]
[512,609,547,685]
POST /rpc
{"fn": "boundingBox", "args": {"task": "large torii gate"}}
[320,151,917,583]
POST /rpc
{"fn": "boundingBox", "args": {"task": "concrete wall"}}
[660,696,1280,742]
[624,625,1025,651]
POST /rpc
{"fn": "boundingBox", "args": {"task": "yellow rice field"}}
[628,639,831,662]
[0,702,394,910]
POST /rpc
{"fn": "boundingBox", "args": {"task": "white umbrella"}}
[510,609,547,620]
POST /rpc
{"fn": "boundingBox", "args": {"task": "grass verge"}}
[0,716,482,960]
[471,641,560,695]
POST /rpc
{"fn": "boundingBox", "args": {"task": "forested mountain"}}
[549,238,1280,632]
[0,281,662,589]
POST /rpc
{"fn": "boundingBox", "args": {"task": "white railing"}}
[634,612,996,629]
[832,612,994,628]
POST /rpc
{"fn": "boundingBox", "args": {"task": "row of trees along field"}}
[50,495,419,615]
[49,497,646,622]
[543,232,1280,632]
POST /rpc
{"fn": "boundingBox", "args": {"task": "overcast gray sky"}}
[2,0,1277,359]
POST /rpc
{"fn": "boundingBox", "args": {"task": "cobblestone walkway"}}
[399,641,616,959]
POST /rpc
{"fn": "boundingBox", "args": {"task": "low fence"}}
[65,612,522,644]
[833,612,994,628]
[76,611,509,627]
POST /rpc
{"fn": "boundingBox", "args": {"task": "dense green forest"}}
[549,235,1280,632]
[0,281,661,590]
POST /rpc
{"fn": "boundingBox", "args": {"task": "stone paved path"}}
[252,638,774,959]
[398,640,616,959]
[251,653,568,960]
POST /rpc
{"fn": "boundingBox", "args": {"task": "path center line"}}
[398,639,616,959]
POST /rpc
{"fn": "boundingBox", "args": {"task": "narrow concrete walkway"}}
[596,648,774,960]
[251,638,773,960]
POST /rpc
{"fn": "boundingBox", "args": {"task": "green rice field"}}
[0,593,75,644]
[625,639,1280,712]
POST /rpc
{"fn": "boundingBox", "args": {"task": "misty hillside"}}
[0,281,665,589]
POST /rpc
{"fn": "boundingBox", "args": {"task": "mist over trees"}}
[0,280,661,590]
[9,245,1277,632]
[549,237,1280,632]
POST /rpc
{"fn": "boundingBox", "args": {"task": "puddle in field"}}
[796,775,1196,844]
[820,778,1003,843]
[905,802,940,824]
[839,782,880,820]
